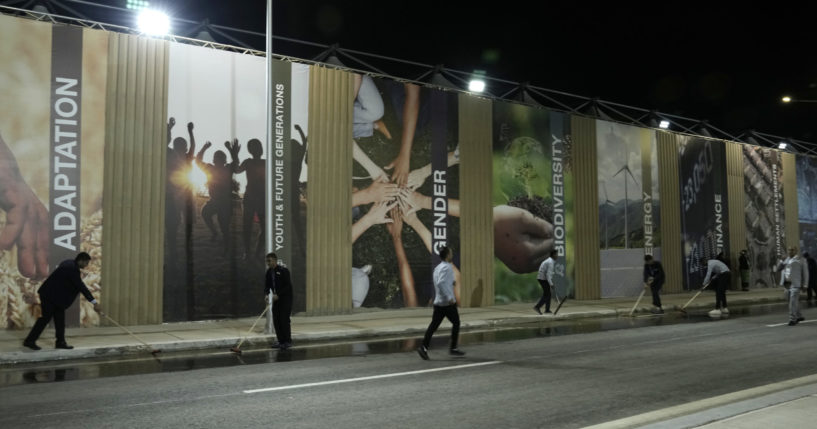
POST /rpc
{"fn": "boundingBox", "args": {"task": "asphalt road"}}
[2,307,816,429]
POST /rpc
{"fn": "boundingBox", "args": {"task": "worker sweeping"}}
[643,255,665,314]
[23,252,102,350]
[701,256,731,316]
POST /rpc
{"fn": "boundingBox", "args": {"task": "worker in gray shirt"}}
[417,246,465,360]
[702,256,731,314]
[775,246,808,326]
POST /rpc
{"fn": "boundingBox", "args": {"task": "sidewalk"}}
[0,287,789,365]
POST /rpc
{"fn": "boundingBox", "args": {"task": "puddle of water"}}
[0,303,791,387]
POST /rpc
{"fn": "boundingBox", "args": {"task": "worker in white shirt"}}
[534,250,558,314]
[417,246,465,360]
[775,246,808,326]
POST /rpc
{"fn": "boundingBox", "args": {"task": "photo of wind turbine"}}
[613,163,639,249]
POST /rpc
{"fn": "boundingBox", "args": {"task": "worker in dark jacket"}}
[803,252,817,302]
[264,252,293,349]
[23,252,101,350]
[643,255,666,314]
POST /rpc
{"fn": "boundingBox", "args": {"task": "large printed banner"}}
[351,76,460,308]
[596,121,660,298]
[797,154,817,257]
[492,102,574,302]
[678,136,729,290]
[0,15,106,328]
[743,145,785,288]
[164,45,308,321]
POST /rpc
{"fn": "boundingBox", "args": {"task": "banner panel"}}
[596,121,661,298]
[743,145,785,288]
[678,136,730,290]
[164,45,308,321]
[797,154,817,257]
[491,102,574,303]
[351,76,460,308]
[0,15,105,328]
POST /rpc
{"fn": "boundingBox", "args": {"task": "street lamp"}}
[782,95,817,103]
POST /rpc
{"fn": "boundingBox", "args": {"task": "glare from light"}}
[782,96,792,103]
[137,9,170,36]
[778,142,787,150]
[658,120,670,129]
[468,79,485,93]
[189,160,209,195]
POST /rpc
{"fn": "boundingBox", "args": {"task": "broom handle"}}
[680,282,710,310]
[629,287,647,316]
[104,313,153,349]
[235,306,270,349]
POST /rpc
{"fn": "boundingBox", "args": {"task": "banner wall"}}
[164,45,309,321]
[491,102,574,302]
[0,15,106,328]
[743,145,785,288]
[678,136,730,290]
[596,120,660,298]
[351,76,460,308]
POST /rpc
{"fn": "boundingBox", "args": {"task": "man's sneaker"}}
[798,317,805,322]
[789,321,798,326]
[533,306,542,315]
[544,310,552,314]
[279,342,292,350]
[449,348,466,357]
[417,346,429,360]
[23,341,41,351]
[55,342,74,350]
[721,308,729,315]
[271,341,282,349]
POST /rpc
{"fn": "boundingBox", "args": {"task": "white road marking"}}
[243,360,502,394]
[766,319,817,327]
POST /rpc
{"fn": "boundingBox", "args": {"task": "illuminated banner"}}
[491,102,574,303]
[743,145,784,288]
[797,154,817,257]
[596,121,660,298]
[351,78,460,308]
[678,136,729,290]
[0,16,106,328]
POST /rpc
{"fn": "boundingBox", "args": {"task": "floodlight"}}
[782,96,792,103]
[468,79,485,93]
[126,0,150,10]
[778,142,787,150]
[137,9,170,36]
[658,120,670,129]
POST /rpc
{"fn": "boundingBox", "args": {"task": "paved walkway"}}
[2,287,812,428]
[0,288,788,365]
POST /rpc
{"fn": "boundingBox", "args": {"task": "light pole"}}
[265,0,274,335]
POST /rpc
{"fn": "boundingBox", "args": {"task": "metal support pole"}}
[264,0,273,255]
[264,0,275,336]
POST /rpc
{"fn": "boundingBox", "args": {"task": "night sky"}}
[13,0,817,142]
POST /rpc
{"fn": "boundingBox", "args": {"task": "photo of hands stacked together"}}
[350,75,460,309]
